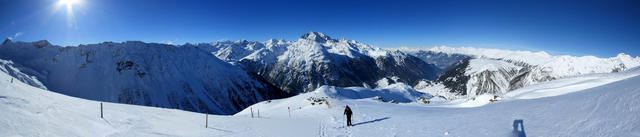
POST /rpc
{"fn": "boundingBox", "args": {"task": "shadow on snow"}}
[352,117,391,126]
[513,119,526,137]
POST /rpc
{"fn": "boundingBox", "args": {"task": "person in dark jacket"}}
[344,105,353,126]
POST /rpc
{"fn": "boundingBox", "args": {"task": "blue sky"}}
[1,0,639,57]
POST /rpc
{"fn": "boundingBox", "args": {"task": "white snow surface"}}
[2,66,640,136]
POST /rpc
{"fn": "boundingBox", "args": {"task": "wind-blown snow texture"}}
[0,39,289,115]
[196,32,439,94]
[2,65,639,136]
[396,46,640,97]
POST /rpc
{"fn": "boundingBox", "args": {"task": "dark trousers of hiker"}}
[346,115,352,126]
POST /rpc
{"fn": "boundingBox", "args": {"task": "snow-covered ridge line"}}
[0,39,289,115]
[195,32,440,93]
[396,46,640,98]
[390,46,639,64]
[393,45,640,78]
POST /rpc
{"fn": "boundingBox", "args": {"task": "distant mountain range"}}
[195,32,439,94]
[1,32,639,114]
[394,46,640,98]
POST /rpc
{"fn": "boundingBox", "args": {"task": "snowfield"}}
[2,63,640,136]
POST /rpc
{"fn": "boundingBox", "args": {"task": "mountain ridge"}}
[0,40,291,115]
[397,46,640,98]
[4,32,638,103]
[196,32,440,94]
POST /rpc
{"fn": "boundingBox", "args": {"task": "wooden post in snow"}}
[100,102,103,118]
[288,107,291,118]
[251,107,254,118]
[10,78,13,83]
[205,112,208,128]
[257,109,260,118]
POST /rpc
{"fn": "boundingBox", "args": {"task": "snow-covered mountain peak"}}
[122,41,148,45]
[197,32,439,93]
[2,38,11,45]
[265,38,278,44]
[300,31,333,43]
[2,39,54,48]
[293,33,391,58]
[615,52,635,59]
[234,39,250,45]
[34,40,53,47]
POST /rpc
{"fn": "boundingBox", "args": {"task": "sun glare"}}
[54,0,83,29]
[58,0,80,8]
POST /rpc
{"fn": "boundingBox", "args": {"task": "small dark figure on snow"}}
[344,105,353,126]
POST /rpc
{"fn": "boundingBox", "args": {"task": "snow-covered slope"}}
[2,63,640,136]
[238,67,640,136]
[197,32,439,93]
[0,59,46,89]
[0,69,293,137]
[0,39,289,114]
[399,46,640,97]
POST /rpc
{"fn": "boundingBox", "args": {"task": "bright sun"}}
[54,0,83,29]
[58,0,80,9]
